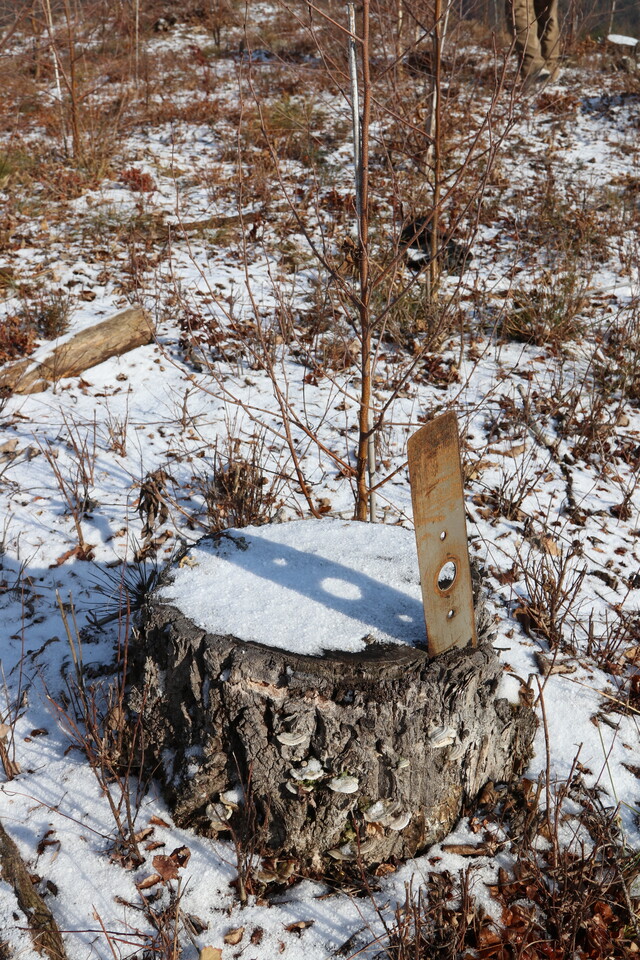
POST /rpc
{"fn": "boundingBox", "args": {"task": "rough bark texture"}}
[0,819,67,960]
[0,306,153,394]
[133,577,536,869]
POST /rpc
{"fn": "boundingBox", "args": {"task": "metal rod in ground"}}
[368,406,377,522]
[134,0,140,86]
[347,2,362,228]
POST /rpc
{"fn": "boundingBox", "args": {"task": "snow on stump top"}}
[159,519,427,656]
[133,519,536,869]
[607,34,638,49]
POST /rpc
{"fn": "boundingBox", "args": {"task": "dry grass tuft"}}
[193,435,282,533]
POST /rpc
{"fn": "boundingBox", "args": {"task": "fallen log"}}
[0,818,67,960]
[0,306,153,394]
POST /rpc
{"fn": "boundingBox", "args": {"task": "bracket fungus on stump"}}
[131,520,536,870]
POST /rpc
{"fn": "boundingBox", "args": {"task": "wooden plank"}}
[408,411,476,657]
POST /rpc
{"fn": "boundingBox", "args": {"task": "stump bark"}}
[133,574,536,869]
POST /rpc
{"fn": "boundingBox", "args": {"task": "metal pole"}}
[368,406,377,522]
[347,3,361,228]
[347,2,376,521]
[41,0,67,155]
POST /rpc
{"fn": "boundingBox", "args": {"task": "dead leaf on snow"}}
[145,840,165,851]
[535,653,576,676]
[284,920,315,935]
[486,443,526,458]
[224,927,244,945]
[36,829,59,857]
[184,913,208,935]
[149,815,171,828]
[441,843,492,856]
[374,862,397,877]
[0,439,19,461]
[152,855,179,881]
[170,845,191,867]
[513,606,532,635]
[199,948,222,960]
[621,644,640,663]
[178,554,198,568]
[492,563,519,585]
[133,826,154,843]
[137,873,162,890]
[540,534,561,556]
[465,458,497,479]
[622,761,640,779]
[50,544,95,566]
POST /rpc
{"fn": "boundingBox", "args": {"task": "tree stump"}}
[132,521,536,869]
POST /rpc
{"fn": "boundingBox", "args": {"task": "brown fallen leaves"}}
[137,845,191,890]
[223,927,244,945]
[481,860,638,960]
[376,777,639,960]
[49,543,95,566]
[199,948,222,960]
[284,920,314,935]
[198,927,264,960]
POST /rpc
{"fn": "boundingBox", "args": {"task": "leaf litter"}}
[0,6,639,960]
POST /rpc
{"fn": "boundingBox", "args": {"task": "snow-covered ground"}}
[1,6,640,957]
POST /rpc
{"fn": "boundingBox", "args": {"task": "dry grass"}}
[501,273,589,347]
[359,776,640,960]
[192,434,283,533]
[0,2,639,952]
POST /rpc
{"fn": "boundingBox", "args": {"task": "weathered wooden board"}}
[408,411,477,657]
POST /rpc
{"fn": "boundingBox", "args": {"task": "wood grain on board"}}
[408,411,477,657]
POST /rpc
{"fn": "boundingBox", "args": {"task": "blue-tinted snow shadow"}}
[202,531,427,648]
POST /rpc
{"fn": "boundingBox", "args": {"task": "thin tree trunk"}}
[133,0,140,85]
[62,0,82,161]
[429,0,442,294]
[41,0,67,155]
[428,0,452,298]
[396,0,404,72]
[355,0,373,522]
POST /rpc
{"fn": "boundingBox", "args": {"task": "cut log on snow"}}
[0,818,67,960]
[132,520,536,869]
[0,306,153,394]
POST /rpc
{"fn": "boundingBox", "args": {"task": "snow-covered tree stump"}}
[133,520,535,868]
